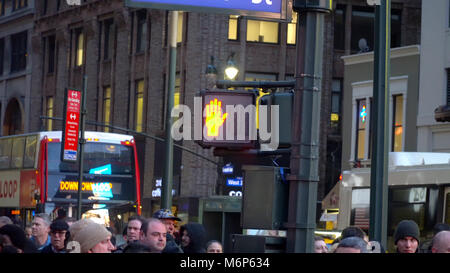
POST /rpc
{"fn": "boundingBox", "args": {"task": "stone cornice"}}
[341,45,420,66]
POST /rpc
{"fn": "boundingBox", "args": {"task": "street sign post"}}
[61,88,82,162]
[125,0,291,21]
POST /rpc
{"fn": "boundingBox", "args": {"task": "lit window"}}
[135,80,145,132]
[287,12,297,45]
[103,87,111,132]
[392,95,403,152]
[247,20,279,43]
[174,73,181,107]
[228,15,239,40]
[75,30,84,67]
[356,99,366,160]
[47,97,54,131]
[177,11,183,44]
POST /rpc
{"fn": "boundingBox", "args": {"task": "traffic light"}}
[259,92,293,148]
[196,90,257,149]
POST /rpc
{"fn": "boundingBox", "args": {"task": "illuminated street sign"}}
[125,0,290,21]
[61,89,82,162]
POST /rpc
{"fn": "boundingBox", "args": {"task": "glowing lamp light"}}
[224,53,239,80]
[225,65,238,80]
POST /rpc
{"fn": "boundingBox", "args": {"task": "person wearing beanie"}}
[394,219,420,253]
[69,218,115,253]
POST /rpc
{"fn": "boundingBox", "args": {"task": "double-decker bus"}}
[321,152,450,252]
[0,131,141,227]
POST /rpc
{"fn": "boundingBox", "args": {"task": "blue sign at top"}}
[125,0,288,20]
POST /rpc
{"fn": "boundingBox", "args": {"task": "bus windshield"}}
[48,142,134,175]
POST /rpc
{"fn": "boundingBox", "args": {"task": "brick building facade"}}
[7,0,421,221]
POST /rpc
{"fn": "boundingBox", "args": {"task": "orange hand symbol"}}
[205,98,228,137]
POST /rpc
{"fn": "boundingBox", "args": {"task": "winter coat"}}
[179,223,206,253]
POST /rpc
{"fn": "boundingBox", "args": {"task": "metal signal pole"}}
[286,1,332,253]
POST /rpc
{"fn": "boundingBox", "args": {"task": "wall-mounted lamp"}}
[224,52,239,80]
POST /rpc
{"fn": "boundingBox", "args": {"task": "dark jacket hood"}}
[180,223,206,253]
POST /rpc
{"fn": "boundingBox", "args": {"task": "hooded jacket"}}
[179,223,206,253]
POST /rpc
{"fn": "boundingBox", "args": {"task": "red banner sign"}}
[62,89,82,162]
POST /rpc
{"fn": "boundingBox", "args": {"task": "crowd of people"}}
[0,209,223,254]
[1,211,449,253]
[314,220,450,253]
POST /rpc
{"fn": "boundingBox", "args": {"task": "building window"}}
[47,35,56,73]
[12,0,27,11]
[351,6,375,53]
[103,19,114,60]
[174,73,181,107]
[334,4,346,50]
[0,38,4,76]
[391,9,402,49]
[247,20,279,44]
[287,12,297,45]
[228,15,239,41]
[42,0,47,16]
[330,79,342,134]
[446,69,450,105]
[136,11,147,53]
[103,86,112,132]
[11,31,28,73]
[57,0,61,11]
[0,0,5,16]
[351,6,402,53]
[135,80,145,132]
[46,97,54,131]
[392,95,403,152]
[356,99,367,160]
[177,11,184,44]
[74,29,84,67]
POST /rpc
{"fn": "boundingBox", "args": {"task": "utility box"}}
[241,165,289,230]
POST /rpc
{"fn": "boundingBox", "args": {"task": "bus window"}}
[389,187,426,233]
[11,137,25,168]
[24,135,37,168]
[350,188,370,230]
[0,138,12,169]
[47,142,133,175]
[445,190,450,224]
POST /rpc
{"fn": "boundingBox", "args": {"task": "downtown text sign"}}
[125,0,290,20]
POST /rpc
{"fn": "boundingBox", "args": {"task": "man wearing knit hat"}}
[69,218,115,253]
[394,219,420,253]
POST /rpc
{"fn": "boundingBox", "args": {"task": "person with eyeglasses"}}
[41,220,70,253]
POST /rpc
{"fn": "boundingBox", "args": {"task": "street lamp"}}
[224,52,238,80]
